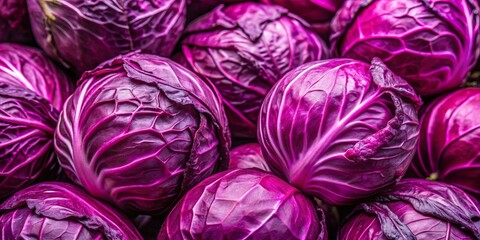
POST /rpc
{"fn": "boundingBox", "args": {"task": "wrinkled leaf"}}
[178,2,328,138]
[339,179,480,239]
[330,0,480,96]
[258,58,421,205]
[0,182,142,239]
[159,168,325,240]
[54,52,230,214]
[0,43,72,110]
[0,83,58,200]
[409,88,480,200]
[27,0,187,73]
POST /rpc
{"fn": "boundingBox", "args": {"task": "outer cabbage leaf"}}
[409,88,480,200]
[158,168,326,240]
[339,179,480,239]
[0,0,33,43]
[261,0,344,41]
[0,83,58,200]
[330,0,480,96]
[0,182,142,239]
[27,0,187,74]
[54,52,230,214]
[258,58,422,206]
[0,43,72,110]
[177,2,328,138]
[228,143,271,172]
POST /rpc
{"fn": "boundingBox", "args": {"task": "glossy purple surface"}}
[0,182,142,239]
[339,179,480,239]
[258,58,421,205]
[27,0,187,74]
[331,0,480,96]
[0,43,72,111]
[409,88,480,200]
[54,52,230,214]
[158,168,326,240]
[228,143,271,172]
[0,83,58,200]
[177,2,328,138]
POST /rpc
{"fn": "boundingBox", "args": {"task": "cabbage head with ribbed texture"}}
[330,0,480,96]
[54,52,230,214]
[158,168,326,240]
[0,182,142,239]
[409,88,480,201]
[27,0,187,74]
[339,179,480,239]
[0,83,58,200]
[177,2,328,139]
[258,58,422,206]
[0,43,72,111]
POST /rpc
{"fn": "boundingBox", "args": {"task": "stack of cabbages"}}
[1,0,480,239]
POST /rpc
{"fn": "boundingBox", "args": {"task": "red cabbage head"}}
[158,168,326,240]
[409,87,480,200]
[177,2,328,138]
[27,0,187,74]
[339,179,480,239]
[54,52,230,214]
[258,58,422,205]
[0,182,142,239]
[331,0,480,96]
[0,83,58,200]
[0,43,72,111]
